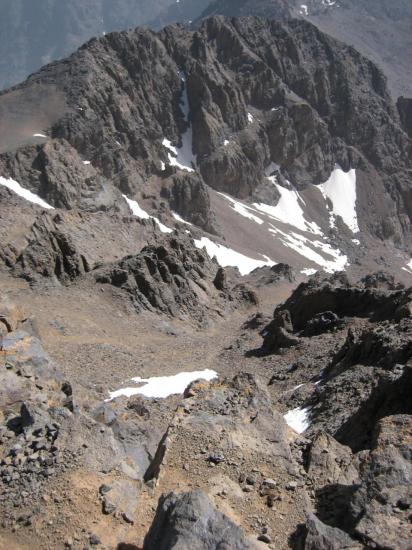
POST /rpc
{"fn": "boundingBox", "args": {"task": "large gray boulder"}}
[143,490,253,549]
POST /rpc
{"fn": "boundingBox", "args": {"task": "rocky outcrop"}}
[348,415,412,549]
[262,272,411,348]
[2,212,91,283]
[94,234,257,321]
[143,490,253,549]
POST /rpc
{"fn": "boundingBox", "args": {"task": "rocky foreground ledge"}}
[0,270,411,549]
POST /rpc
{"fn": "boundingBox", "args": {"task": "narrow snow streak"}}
[162,74,196,172]
[172,212,192,225]
[301,268,317,276]
[318,167,359,233]
[123,195,173,234]
[284,406,311,434]
[33,133,47,138]
[0,176,54,209]
[194,236,275,276]
[108,369,217,400]
[218,192,264,225]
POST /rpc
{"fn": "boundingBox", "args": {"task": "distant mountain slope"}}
[195,0,412,98]
[0,0,174,90]
[1,0,411,100]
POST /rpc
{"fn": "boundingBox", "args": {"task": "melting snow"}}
[123,195,173,234]
[172,212,192,225]
[269,226,347,273]
[402,259,412,275]
[194,237,275,276]
[108,369,217,400]
[301,268,317,276]
[218,193,264,225]
[284,406,311,433]
[162,75,196,172]
[0,176,54,209]
[33,133,47,138]
[254,180,323,235]
[318,167,359,233]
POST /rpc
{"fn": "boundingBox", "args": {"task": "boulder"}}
[143,490,253,550]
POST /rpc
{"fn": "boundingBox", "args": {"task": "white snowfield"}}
[194,236,275,276]
[318,167,359,233]
[123,195,173,234]
[108,369,218,400]
[0,176,54,209]
[284,406,311,434]
[254,178,323,235]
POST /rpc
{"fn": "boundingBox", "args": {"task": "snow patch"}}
[301,268,317,276]
[33,133,47,138]
[172,212,192,226]
[269,226,347,273]
[162,76,196,172]
[218,193,264,225]
[83,160,91,165]
[300,4,308,15]
[247,112,254,123]
[318,167,359,233]
[123,195,173,234]
[254,180,323,235]
[223,140,230,146]
[284,406,311,434]
[402,259,412,275]
[194,237,275,276]
[108,369,217,400]
[0,176,54,209]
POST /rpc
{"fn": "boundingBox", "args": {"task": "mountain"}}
[1,0,412,101]
[0,14,411,550]
[1,15,411,279]
[196,0,412,98]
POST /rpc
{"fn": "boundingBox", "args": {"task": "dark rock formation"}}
[143,490,252,549]
[265,272,411,337]
[94,234,256,321]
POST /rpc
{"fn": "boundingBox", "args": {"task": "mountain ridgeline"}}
[0,16,411,255]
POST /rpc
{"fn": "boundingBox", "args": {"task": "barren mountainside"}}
[0,10,411,550]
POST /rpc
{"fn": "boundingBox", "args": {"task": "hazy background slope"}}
[0,0,174,90]
[0,0,411,99]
